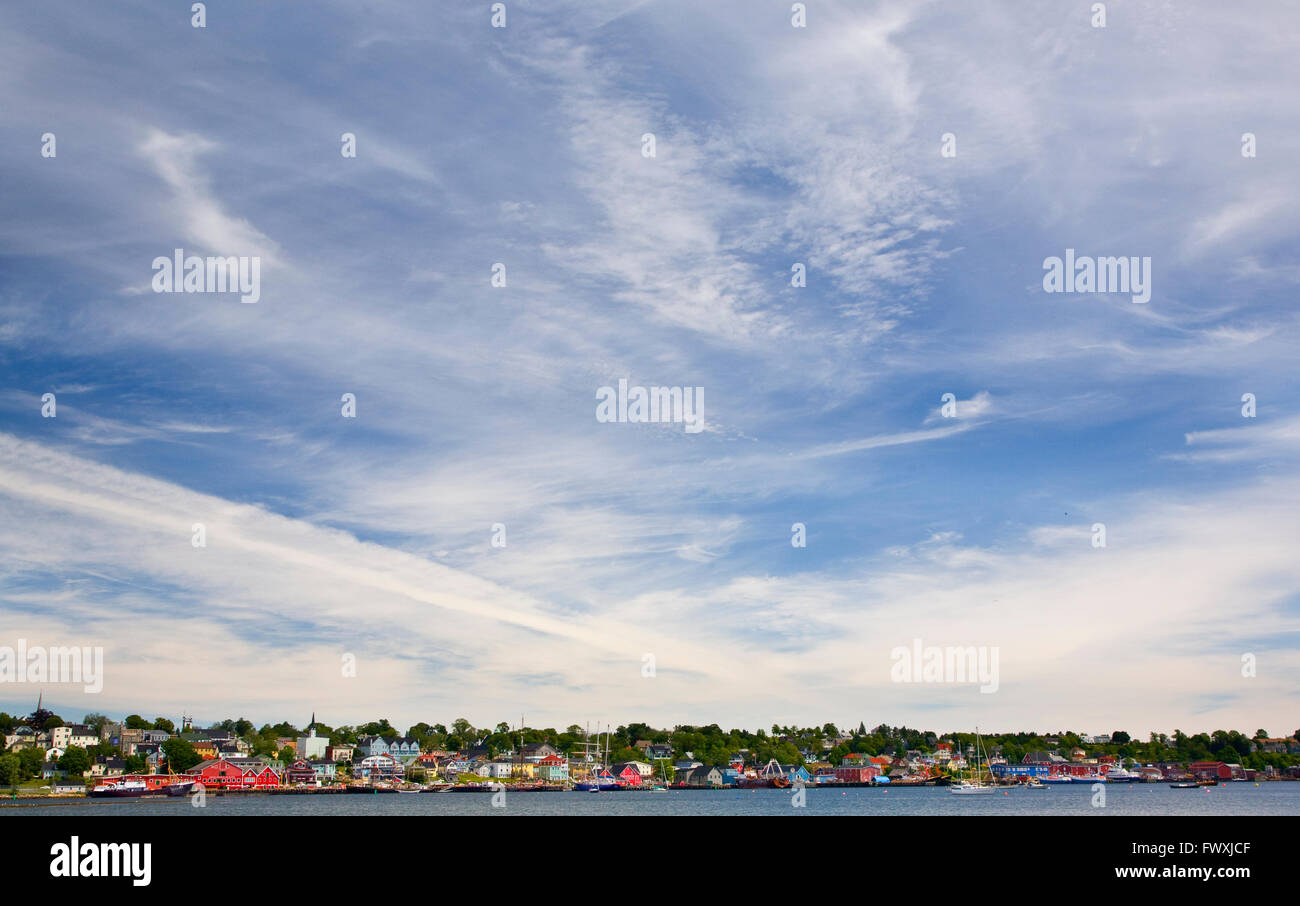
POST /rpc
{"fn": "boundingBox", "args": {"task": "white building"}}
[296,713,329,760]
[49,724,100,750]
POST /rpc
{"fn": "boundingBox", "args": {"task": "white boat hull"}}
[948,784,998,795]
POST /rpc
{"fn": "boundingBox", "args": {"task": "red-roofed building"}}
[188,759,282,790]
[536,754,569,782]
[610,763,643,786]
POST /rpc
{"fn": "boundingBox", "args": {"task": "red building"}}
[610,764,643,786]
[1189,761,1233,780]
[285,759,316,785]
[834,766,879,783]
[1051,763,1106,777]
[188,758,282,790]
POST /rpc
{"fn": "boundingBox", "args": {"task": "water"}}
[6,783,1298,816]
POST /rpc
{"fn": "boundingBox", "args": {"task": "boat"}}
[164,779,196,797]
[1070,774,1105,783]
[89,779,153,799]
[948,727,997,795]
[573,772,621,792]
[1169,782,1199,788]
[738,759,792,789]
[650,757,671,791]
[1023,780,1046,789]
[1104,764,1138,782]
[573,722,624,791]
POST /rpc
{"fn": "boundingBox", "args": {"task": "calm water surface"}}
[7,783,1299,816]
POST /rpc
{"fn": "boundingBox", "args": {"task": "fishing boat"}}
[948,727,997,794]
[738,759,792,789]
[1104,764,1138,783]
[1023,780,1047,789]
[89,773,175,798]
[89,778,153,798]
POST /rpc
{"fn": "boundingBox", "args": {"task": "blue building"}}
[782,764,812,784]
[991,764,1049,778]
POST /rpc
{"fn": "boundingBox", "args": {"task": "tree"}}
[82,713,110,734]
[26,703,56,729]
[124,715,150,730]
[161,739,201,773]
[152,717,176,733]
[17,747,45,780]
[0,753,19,786]
[58,746,91,777]
[1111,731,1131,744]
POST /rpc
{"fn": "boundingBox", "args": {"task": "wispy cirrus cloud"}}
[1,0,1298,735]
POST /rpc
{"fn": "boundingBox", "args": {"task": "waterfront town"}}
[3,697,1298,797]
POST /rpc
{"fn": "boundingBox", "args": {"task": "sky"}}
[1,0,1297,738]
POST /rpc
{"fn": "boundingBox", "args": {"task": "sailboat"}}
[948,727,998,795]
[650,758,670,791]
[573,723,621,792]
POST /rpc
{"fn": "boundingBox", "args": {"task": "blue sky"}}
[1,0,1297,736]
